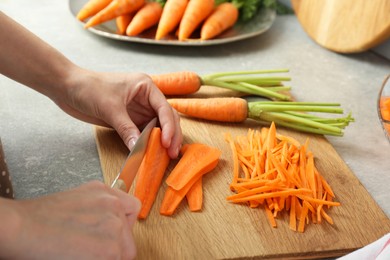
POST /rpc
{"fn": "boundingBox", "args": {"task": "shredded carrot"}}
[224,122,340,232]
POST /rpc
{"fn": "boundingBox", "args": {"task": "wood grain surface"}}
[291,0,390,53]
[94,87,390,259]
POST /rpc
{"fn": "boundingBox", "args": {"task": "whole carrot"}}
[84,0,145,28]
[151,71,202,95]
[155,0,188,40]
[200,2,239,40]
[77,0,112,21]
[116,13,134,34]
[126,2,163,36]
[178,0,215,41]
[169,97,248,123]
[168,97,355,136]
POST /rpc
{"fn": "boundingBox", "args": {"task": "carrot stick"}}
[84,0,145,28]
[155,0,188,40]
[116,13,134,35]
[151,71,201,95]
[186,177,203,211]
[133,127,170,219]
[168,97,248,123]
[165,143,221,191]
[77,0,112,21]
[200,2,239,40]
[126,1,163,36]
[178,0,215,41]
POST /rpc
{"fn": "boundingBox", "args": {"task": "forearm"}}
[0,11,76,100]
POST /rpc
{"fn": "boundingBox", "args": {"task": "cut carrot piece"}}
[133,127,170,219]
[160,143,220,216]
[186,177,203,212]
[165,143,221,191]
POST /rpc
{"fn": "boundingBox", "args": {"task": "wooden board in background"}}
[94,87,390,259]
[291,0,390,53]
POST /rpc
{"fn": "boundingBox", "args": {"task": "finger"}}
[110,109,141,151]
[109,187,141,217]
[168,110,183,159]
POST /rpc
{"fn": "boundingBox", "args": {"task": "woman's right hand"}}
[0,181,141,259]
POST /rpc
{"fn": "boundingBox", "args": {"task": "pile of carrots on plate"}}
[224,122,340,232]
[132,127,221,219]
[77,0,266,41]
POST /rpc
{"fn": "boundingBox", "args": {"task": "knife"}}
[111,117,157,192]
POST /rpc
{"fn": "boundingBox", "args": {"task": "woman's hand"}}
[1,181,141,259]
[55,68,182,159]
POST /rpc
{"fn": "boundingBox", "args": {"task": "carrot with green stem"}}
[84,0,145,28]
[126,1,163,36]
[77,0,112,21]
[178,0,215,41]
[151,69,292,99]
[155,0,188,40]
[168,97,354,136]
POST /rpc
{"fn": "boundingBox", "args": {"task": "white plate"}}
[68,0,276,46]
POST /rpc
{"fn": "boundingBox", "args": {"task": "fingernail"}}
[128,137,137,151]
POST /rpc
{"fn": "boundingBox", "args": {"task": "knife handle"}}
[111,179,127,192]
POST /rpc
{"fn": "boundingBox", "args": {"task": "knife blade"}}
[111,117,157,192]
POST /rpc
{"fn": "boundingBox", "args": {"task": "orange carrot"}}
[168,97,248,123]
[160,143,220,216]
[224,124,340,232]
[126,2,163,36]
[200,2,239,40]
[178,0,215,41]
[84,0,145,28]
[151,71,202,95]
[186,177,203,211]
[133,127,170,219]
[155,0,189,40]
[77,0,112,21]
[116,13,134,35]
[165,143,221,191]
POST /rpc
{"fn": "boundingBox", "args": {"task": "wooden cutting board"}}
[291,0,390,53]
[94,87,390,259]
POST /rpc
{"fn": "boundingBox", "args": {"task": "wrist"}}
[0,198,23,258]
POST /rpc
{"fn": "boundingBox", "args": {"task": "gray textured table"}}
[1,1,389,221]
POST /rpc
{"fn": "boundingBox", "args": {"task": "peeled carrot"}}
[178,0,215,41]
[151,71,202,95]
[185,177,203,211]
[160,143,221,216]
[133,127,170,219]
[200,2,239,40]
[116,13,134,35]
[126,2,163,36]
[77,0,112,21]
[155,0,189,40]
[84,0,145,28]
[224,123,340,232]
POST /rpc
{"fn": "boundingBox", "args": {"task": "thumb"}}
[112,116,141,151]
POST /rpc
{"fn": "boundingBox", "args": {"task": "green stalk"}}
[247,102,344,114]
[201,69,290,80]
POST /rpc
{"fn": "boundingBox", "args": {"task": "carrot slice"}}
[133,127,170,219]
[165,143,221,191]
[186,177,203,211]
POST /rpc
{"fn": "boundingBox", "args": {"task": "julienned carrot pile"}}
[224,122,340,232]
[168,97,354,136]
[77,0,272,40]
[151,69,292,99]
